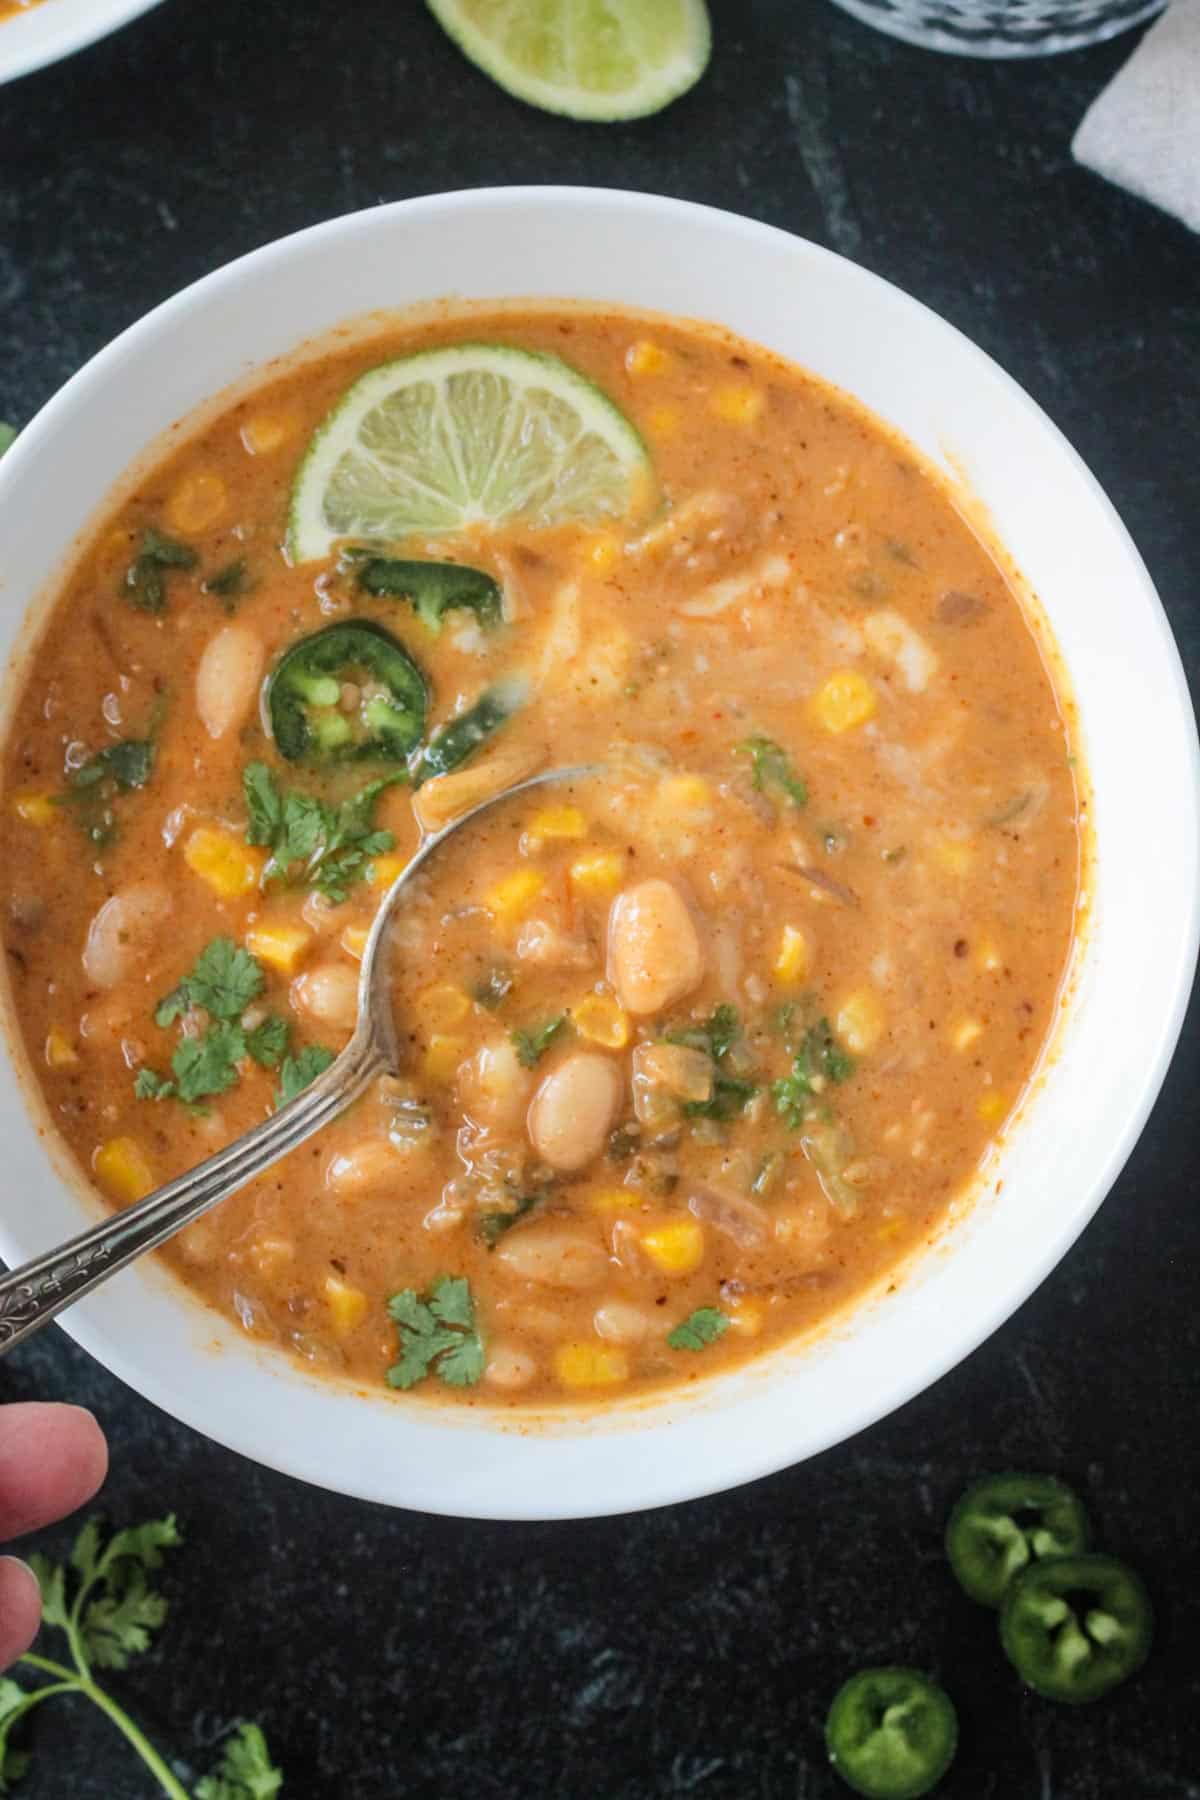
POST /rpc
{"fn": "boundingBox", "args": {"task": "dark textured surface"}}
[2,2,1199,1795]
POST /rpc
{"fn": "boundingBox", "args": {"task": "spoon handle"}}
[0,1028,385,1357]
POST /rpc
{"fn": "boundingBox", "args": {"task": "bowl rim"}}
[0,0,162,85]
[1,186,1197,1518]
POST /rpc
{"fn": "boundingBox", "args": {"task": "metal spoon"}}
[0,764,596,1355]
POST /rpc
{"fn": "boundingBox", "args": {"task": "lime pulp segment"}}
[287,343,653,563]
[425,0,712,122]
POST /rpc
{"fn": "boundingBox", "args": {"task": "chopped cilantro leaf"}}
[157,937,264,1023]
[170,1020,245,1104]
[58,736,157,848]
[275,1044,335,1108]
[478,1191,539,1247]
[511,1014,568,1068]
[736,735,807,808]
[122,527,197,613]
[666,1005,758,1119]
[386,1275,484,1390]
[242,760,405,902]
[772,1017,855,1128]
[667,1308,730,1351]
[244,1014,289,1068]
[134,1068,175,1101]
[203,558,251,610]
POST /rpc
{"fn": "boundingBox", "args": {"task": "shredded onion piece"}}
[687,1183,769,1248]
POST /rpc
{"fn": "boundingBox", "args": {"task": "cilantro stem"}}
[18,1652,191,1800]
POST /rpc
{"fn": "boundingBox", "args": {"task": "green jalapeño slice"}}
[1000,1553,1153,1704]
[826,1668,957,1799]
[267,621,427,763]
[946,1472,1091,1608]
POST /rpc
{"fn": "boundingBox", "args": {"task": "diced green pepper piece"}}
[826,1668,957,1799]
[412,673,528,787]
[1000,1553,1152,1703]
[267,620,427,764]
[946,1472,1091,1608]
[356,556,502,633]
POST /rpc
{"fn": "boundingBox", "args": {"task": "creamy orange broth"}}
[0,307,1080,1405]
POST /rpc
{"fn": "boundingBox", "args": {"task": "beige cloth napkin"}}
[1073,0,1200,233]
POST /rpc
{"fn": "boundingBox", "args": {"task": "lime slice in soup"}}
[288,343,654,562]
[425,0,711,122]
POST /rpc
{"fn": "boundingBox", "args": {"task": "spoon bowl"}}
[0,763,598,1355]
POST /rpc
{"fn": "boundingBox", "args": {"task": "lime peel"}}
[425,0,711,123]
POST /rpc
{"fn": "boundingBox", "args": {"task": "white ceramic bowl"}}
[0,0,161,85]
[1,189,1196,1518]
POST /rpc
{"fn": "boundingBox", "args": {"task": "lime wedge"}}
[288,343,653,563]
[426,0,711,122]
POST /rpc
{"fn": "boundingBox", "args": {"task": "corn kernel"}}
[166,471,227,533]
[811,669,878,734]
[568,848,625,899]
[659,774,711,813]
[554,1342,630,1388]
[245,922,313,976]
[774,924,810,986]
[835,988,885,1056]
[485,868,545,927]
[709,384,766,426]
[183,826,265,899]
[323,1273,369,1335]
[950,1017,984,1053]
[877,1217,906,1243]
[585,533,619,576]
[588,1187,640,1215]
[528,804,588,842]
[647,404,680,440]
[240,412,292,456]
[12,791,57,827]
[422,1034,464,1083]
[44,1028,78,1070]
[977,936,1003,971]
[416,984,471,1032]
[369,854,406,890]
[725,1298,765,1337]
[931,834,974,877]
[94,1137,154,1203]
[572,994,631,1050]
[640,1217,706,1277]
[245,1235,294,1276]
[626,339,671,377]
[977,1090,1008,1124]
[340,925,369,962]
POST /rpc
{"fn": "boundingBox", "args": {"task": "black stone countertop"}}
[2,2,1198,1794]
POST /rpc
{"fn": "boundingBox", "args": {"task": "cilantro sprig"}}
[736,735,807,808]
[386,1276,485,1390]
[137,938,329,1109]
[667,1307,730,1352]
[772,1017,855,1129]
[243,762,404,903]
[4,1516,284,1798]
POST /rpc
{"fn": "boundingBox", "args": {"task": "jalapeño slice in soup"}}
[0,307,1081,1407]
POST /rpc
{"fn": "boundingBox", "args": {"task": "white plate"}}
[0,189,1196,1518]
[0,0,161,86]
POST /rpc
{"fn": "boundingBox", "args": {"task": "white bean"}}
[461,1039,533,1130]
[593,1300,658,1345]
[495,1224,609,1290]
[324,1139,399,1195]
[82,883,171,988]
[527,1051,622,1172]
[195,622,265,740]
[483,1343,538,1391]
[291,963,359,1031]
[607,878,703,1016]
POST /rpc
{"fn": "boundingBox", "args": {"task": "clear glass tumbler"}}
[826,0,1166,56]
